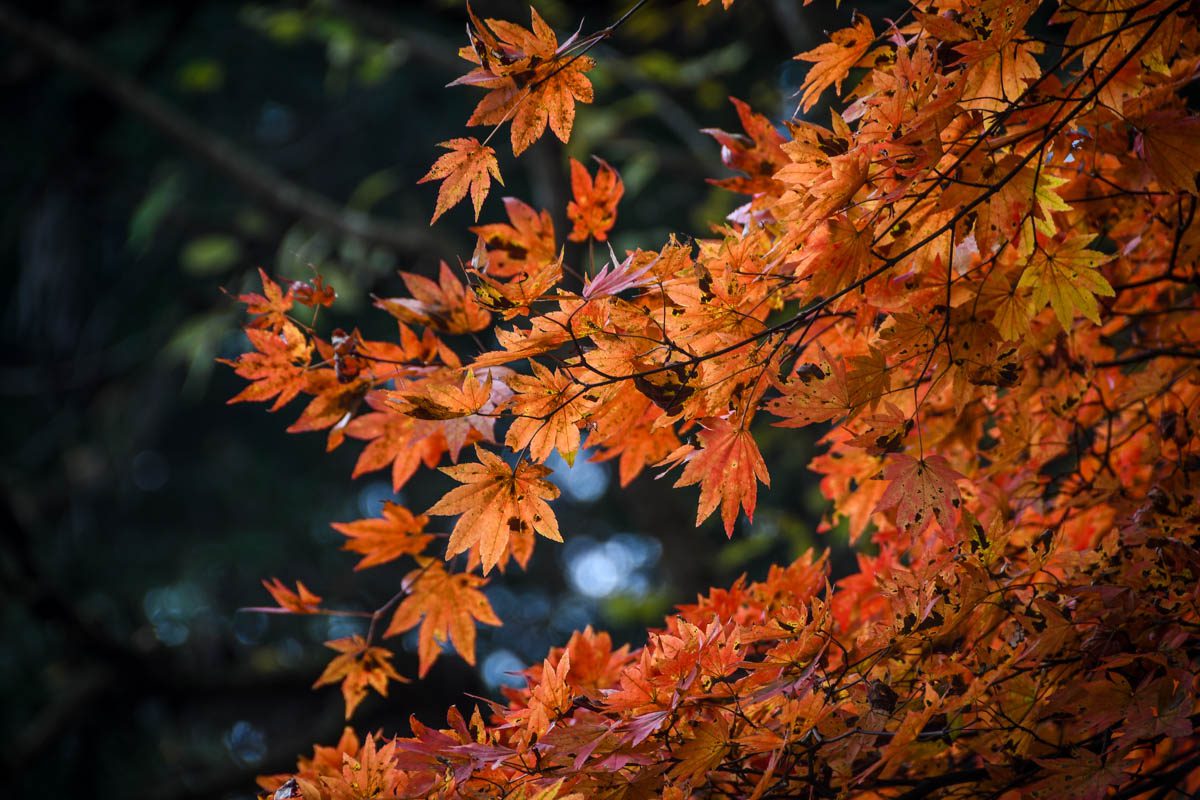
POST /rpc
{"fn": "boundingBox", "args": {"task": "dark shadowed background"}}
[0,1,885,796]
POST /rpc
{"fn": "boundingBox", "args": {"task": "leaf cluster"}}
[225,1,1200,797]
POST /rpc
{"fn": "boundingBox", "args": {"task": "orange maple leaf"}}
[670,714,732,784]
[567,157,624,242]
[224,319,311,411]
[467,255,563,317]
[384,559,501,677]
[419,137,503,223]
[674,417,771,536]
[1134,109,1200,194]
[588,384,680,487]
[471,197,557,278]
[701,97,789,196]
[289,273,336,309]
[426,446,561,574]
[795,13,876,112]
[344,392,432,491]
[874,454,964,536]
[374,261,492,335]
[522,651,573,737]
[313,635,406,719]
[331,501,433,570]
[261,577,322,614]
[395,369,494,422]
[336,735,405,799]
[766,345,855,428]
[504,361,589,464]
[236,268,294,330]
[455,7,595,156]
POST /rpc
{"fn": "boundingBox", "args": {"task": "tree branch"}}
[0,3,446,255]
[1095,348,1200,368]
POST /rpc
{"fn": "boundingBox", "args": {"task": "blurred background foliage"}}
[0,1,881,796]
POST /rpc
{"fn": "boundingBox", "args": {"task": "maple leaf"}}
[766,345,855,428]
[331,502,433,570]
[471,196,557,278]
[567,157,624,242]
[285,370,369,450]
[289,274,336,309]
[344,391,430,491]
[384,559,501,677]
[795,14,876,112]
[426,446,561,574]
[847,403,913,455]
[313,635,406,719]
[335,735,407,799]
[468,255,563,317]
[396,369,493,421]
[954,4,1043,114]
[236,268,294,330]
[582,245,657,300]
[522,651,573,737]
[225,319,311,411]
[505,361,589,464]
[1134,109,1200,194]
[512,780,585,800]
[375,261,492,335]
[419,137,503,223]
[588,383,680,486]
[790,215,874,300]
[874,454,964,536]
[1018,234,1115,329]
[670,714,731,784]
[455,7,594,156]
[978,269,1032,342]
[701,96,789,196]
[346,413,421,481]
[674,417,770,536]
[261,577,322,614]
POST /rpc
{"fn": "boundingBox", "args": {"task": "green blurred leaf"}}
[618,150,659,197]
[348,169,398,212]
[180,235,242,276]
[633,51,680,84]
[262,10,307,43]
[164,310,235,393]
[129,170,184,253]
[177,58,225,92]
[602,591,671,627]
[357,43,400,84]
[715,527,776,573]
[234,208,271,240]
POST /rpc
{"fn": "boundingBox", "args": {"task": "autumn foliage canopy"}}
[226,0,1200,797]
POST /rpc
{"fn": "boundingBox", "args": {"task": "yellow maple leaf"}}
[1018,235,1115,329]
